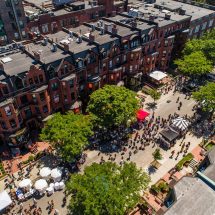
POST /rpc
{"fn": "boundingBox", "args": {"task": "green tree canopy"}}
[174,51,213,76]
[183,39,215,63]
[153,149,162,160]
[192,82,215,113]
[40,112,93,162]
[87,85,139,128]
[147,88,161,103]
[66,162,150,215]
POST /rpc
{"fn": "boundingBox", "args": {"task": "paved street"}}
[82,89,201,186]
[2,89,203,215]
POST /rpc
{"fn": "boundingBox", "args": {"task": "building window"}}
[109,60,113,68]
[123,43,128,50]
[39,75,44,82]
[131,54,134,60]
[51,82,58,91]
[29,78,34,85]
[130,39,139,48]
[77,60,84,68]
[43,105,48,113]
[164,40,168,47]
[69,79,74,88]
[194,25,200,33]
[5,0,11,7]
[20,95,28,105]
[34,76,39,84]
[2,86,9,94]
[53,94,60,103]
[35,107,40,114]
[39,92,45,101]
[24,107,32,119]
[42,24,49,33]
[10,119,16,128]
[19,20,24,28]
[209,20,214,27]
[16,9,22,17]
[123,55,127,62]
[4,106,12,116]
[201,22,207,31]
[0,121,7,129]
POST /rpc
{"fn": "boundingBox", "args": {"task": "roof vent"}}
[51,43,57,52]
[69,31,73,38]
[42,37,48,46]
[76,37,82,43]
[1,57,12,64]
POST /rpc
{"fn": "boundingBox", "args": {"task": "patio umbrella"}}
[34,179,48,191]
[19,179,32,188]
[51,168,62,182]
[172,117,189,130]
[136,109,149,121]
[39,167,51,178]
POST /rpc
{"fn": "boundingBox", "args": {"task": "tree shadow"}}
[145,102,157,111]
[147,165,157,175]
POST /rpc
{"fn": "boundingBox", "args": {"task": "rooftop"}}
[71,24,119,45]
[0,52,34,77]
[107,15,156,32]
[23,0,100,18]
[203,147,215,182]
[25,41,70,64]
[47,30,96,54]
[165,177,215,215]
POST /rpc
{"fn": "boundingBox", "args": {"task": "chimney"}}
[165,14,171,20]
[149,15,155,22]
[124,0,128,12]
[179,9,186,15]
[112,11,116,16]
[0,62,4,71]
[89,32,95,43]
[33,51,41,61]
[112,24,118,34]
[64,43,69,52]
[131,20,137,29]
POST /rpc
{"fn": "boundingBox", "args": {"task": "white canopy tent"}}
[19,178,32,189]
[39,167,51,178]
[51,168,62,182]
[34,179,48,192]
[172,117,189,130]
[0,191,12,211]
[149,70,167,81]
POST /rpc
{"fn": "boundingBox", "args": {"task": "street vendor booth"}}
[159,128,179,149]
[136,109,149,121]
[148,70,168,84]
[0,191,12,212]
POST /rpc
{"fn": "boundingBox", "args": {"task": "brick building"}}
[0,0,27,45]
[0,0,214,152]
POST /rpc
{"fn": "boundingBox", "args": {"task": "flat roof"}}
[24,0,101,17]
[102,20,139,37]
[47,30,96,54]
[108,15,156,31]
[0,52,34,76]
[26,41,70,64]
[71,24,119,45]
[155,0,215,21]
[165,177,215,215]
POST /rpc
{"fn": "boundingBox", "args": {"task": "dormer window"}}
[77,60,84,68]
[64,64,69,74]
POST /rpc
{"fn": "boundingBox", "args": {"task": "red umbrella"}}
[136,109,149,121]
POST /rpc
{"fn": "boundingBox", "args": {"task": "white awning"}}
[0,191,12,211]
[149,70,167,81]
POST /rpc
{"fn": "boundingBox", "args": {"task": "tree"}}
[66,162,150,215]
[183,39,215,64]
[175,51,213,76]
[40,112,93,162]
[147,88,161,103]
[192,82,215,114]
[87,85,139,128]
[153,149,162,160]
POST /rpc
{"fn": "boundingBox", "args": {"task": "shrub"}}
[176,153,194,171]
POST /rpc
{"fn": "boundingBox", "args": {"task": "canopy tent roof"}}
[39,167,51,178]
[149,70,167,81]
[0,191,12,211]
[136,109,149,121]
[19,178,32,188]
[172,117,189,130]
[51,168,62,179]
[34,179,48,191]
[160,128,179,142]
